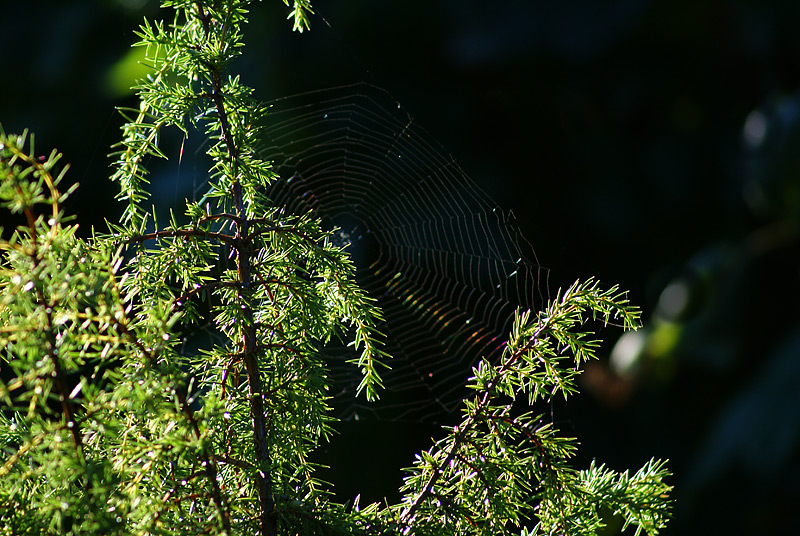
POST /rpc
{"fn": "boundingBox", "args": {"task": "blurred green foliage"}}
[104,46,150,98]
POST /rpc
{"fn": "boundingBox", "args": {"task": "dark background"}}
[3,0,800,534]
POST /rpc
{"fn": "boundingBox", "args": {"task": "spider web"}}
[258,82,547,422]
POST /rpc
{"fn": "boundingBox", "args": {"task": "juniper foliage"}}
[0,1,672,535]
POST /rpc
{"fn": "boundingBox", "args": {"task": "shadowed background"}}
[3,1,800,534]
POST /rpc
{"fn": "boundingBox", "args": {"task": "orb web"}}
[259,83,547,422]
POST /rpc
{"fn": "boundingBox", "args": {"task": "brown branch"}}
[398,323,548,532]
[32,284,85,456]
[256,342,303,356]
[172,280,239,309]
[194,211,333,255]
[488,414,553,471]
[217,456,255,472]
[111,313,231,533]
[126,228,241,249]
[195,2,212,38]
[205,42,276,536]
